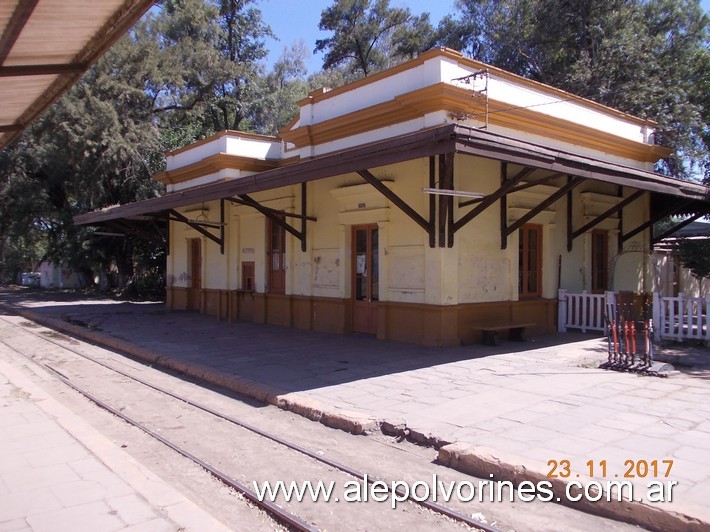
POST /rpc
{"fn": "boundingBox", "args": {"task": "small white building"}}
[38,261,86,289]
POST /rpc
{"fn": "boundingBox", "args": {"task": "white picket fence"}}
[558,290,710,342]
[557,290,614,333]
[652,293,710,342]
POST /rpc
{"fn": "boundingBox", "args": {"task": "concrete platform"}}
[0,343,232,532]
[2,289,710,531]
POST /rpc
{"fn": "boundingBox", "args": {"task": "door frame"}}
[351,224,379,334]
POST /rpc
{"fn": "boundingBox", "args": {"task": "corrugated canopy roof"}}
[0,0,155,150]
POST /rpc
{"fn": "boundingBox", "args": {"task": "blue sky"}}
[258,0,710,73]
[258,0,455,72]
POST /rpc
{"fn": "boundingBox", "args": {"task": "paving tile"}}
[26,500,124,532]
[544,433,601,456]
[671,430,710,449]
[0,488,62,521]
[574,424,629,444]
[22,442,90,468]
[107,494,160,526]
[1,463,80,493]
[49,479,108,507]
[611,434,681,456]
[0,518,31,532]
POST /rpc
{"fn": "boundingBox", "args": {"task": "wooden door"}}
[189,238,201,311]
[352,225,379,334]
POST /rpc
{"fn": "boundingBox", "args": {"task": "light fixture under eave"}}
[421,187,485,199]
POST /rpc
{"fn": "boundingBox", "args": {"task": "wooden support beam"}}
[505,177,581,238]
[357,169,431,232]
[571,189,646,242]
[226,196,316,221]
[301,182,307,252]
[106,219,166,246]
[228,190,314,251]
[446,154,455,248]
[617,187,624,252]
[238,194,304,242]
[220,199,225,255]
[566,176,574,252]
[0,63,86,77]
[428,156,436,248]
[507,173,565,194]
[500,163,508,250]
[168,209,223,248]
[621,198,694,244]
[453,167,535,233]
[438,155,447,247]
[437,152,455,248]
[459,173,564,209]
[651,211,709,245]
[0,0,39,64]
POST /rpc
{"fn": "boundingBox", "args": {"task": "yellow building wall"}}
[165,153,652,344]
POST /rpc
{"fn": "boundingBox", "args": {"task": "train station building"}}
[75,48,710,346]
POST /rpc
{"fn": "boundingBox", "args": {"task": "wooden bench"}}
[471,322,535,346]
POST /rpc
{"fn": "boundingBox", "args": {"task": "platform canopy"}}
[73,124,710,251]
[74,124,710,225]
[0,0,155,151]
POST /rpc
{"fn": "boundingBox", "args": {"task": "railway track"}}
[0,309,643,532]
[0,313,497,532]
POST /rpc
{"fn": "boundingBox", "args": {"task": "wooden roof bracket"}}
[168,207,225,253]
[501,176,582,250]
[0,63,87,77]
[230,182,312,252]
[567,189,646,252]
[357,169,436,246]
[461,172,565,209]
[651,210,710,245]
[620,197,694,245]
[453,166,535,234]
[0,0,39,65]
[0,124,24,133]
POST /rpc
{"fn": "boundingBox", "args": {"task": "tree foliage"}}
[448,0,709,180]
[678,238,710,278]
[315,0,438,77]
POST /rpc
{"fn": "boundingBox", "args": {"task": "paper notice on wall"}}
[356,254,367,274]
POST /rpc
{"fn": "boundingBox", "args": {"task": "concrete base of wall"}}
[166,287,557,346]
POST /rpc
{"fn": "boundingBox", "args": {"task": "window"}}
[591,230,608,293]
[519,224,542,298]
[268,218,285,293]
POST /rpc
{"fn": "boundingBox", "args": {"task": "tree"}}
[315,0,412,77]
[201,0,274,132]
[249,41,311,135]
[447,0,709,180]
[678,238,710,279]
